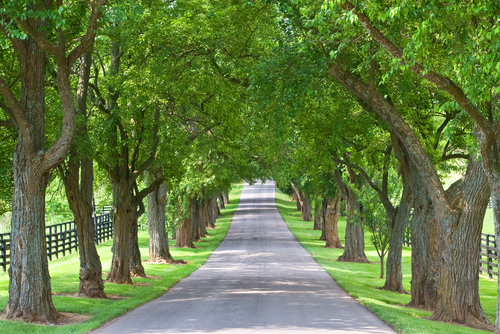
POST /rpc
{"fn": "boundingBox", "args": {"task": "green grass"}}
[275,186,497,334]
[0,183,243,334]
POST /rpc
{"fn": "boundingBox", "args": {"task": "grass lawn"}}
[0,183,243,334]
[275,186,497,334]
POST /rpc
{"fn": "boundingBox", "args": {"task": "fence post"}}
[93,196,98,245]
[487,234,493,278]
[0,237,5,272]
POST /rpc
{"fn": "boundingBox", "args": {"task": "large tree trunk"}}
[302,194,313,221]
[203,197,216,229]
[129,216,146,278]
[213,196,221,218]
[106,179,134,284]
[74,194,105,297]
[174,197,195,248]
[324,194,343,249]
[494,193,500,334]
[4,23,57,322]
[338,214,368,263]
[408,164,439,310]
[333,168,369,263]
[382,182,411,293]
[6,155,57,322]
[292,193,302,211]
[147,181,175,263]
[223,191,229,205]
[193,198,206,239]
[62,156,105,297]
[60,52,105,298]
[430,156,492,330]
[319,198,327,241]
[313,202,322,230]
[174,219,195,248]
[218,193,225,210]
[290,181,304,214]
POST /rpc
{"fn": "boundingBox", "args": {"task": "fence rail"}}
[0,213,113,272]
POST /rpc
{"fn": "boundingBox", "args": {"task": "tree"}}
[333,1,499,328]
[58,51,105,297]
[354,171,393,279]
[0,0,104,322]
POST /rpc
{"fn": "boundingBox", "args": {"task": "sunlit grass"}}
[0,184,243,334]
[275,186,496,334]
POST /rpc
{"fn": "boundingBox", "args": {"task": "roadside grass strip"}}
[274,186,496,334]
[0,183,243,334]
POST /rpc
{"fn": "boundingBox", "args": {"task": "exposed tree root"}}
[325,244,344,249]
[428,311,494,332]
[336,255,370,263]
[146,257,187,265]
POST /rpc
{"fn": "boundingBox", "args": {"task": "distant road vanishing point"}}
[93,180,395,334]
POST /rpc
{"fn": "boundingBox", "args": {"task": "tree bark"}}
[324,194,343,249]
[6,153,57,321]
[382,182,411,293]
[174,198,195,248]
[194,198,207,238]
[302,194,313,221]
[292,193,302,211]
[107,179,134,284]
[290,181,303,213]
[333,168,369,263]
[218,193,225,210]
[147,180,180,263]
[494,193,500,334]
[223,191,229,204]
[313,202,322,230]
[129,216,146,278]
[319,198,327,241]
[213,196,221,219]
[408,172,438,310]
[204,197,216,229]
[430,155,491,330]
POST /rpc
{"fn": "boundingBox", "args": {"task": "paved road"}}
[93,181,395,334]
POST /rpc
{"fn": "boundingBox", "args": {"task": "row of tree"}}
[249,1,499,332]
[1,0,500,332]
[0,0,266,324]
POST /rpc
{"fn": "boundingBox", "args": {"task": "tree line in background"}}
[1,1,500,333]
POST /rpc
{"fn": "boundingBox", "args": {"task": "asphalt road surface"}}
[93,181,395,334]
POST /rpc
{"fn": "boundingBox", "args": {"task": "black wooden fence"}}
[0,212,113,272]
[480,233,498,278]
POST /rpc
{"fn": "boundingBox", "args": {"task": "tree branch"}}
[340,1,494,140]
[0,75,31,144]
[137,178,163,202]
[132,107,160,183]
[67,0,106,67]
[15,18,65,62]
